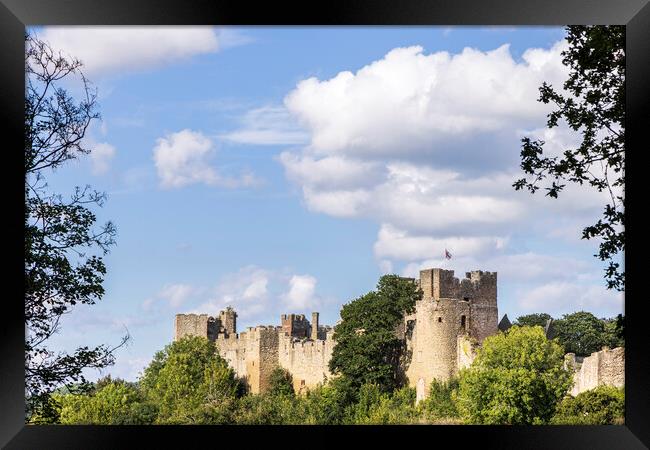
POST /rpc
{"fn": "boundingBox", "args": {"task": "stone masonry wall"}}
[174,266,498,400]
[278,333,335,394]
[406,268,498,401]
[405,297,471,400]
[568,347,625,396]
[174,314,208,341]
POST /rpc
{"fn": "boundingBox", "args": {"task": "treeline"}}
[32,329,623,425]
[30,276,624,425]
[513,311,624,356]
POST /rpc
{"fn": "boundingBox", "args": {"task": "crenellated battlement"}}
[419,268,497,304]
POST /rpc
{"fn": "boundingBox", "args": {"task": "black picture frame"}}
[1,0,648,448]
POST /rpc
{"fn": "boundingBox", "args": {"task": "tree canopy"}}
[553,311,608,356]
[329,274,421,392]
[456,325,573,424]
[514,313,553,328]
[514,26,625,291]
[24,33,125,420]
[139,336,241,424]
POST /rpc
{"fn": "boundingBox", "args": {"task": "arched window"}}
[461,315,466,329]
[438,317,442,323]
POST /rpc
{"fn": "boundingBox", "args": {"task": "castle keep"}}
[403,268,498,402]
[174,268,497,398]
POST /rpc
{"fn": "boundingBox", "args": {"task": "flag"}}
[444,249,452,260]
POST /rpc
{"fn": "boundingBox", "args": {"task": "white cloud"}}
[273,38,616,295]
[302,187,372,218]
[158,283,196,308]
[221,106,309,145]
[518,282,624,317]
[284,42,568,159]
[374,224,507,261]
[89,142,116,175]
[39,26,221,76]
[190,266,270,320]
[185,266,325,324]
[273,42,576,251]
[282,275,319,310]
[216,28,256,50]
[280,152,384,190]
[152,129,259,189]
[104,356,150,382]
[378,259,394,274]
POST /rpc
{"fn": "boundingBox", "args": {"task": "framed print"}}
[1,0,648,448]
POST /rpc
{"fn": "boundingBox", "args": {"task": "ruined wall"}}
[216,331,252,385]
[568,347,625,396]
[466,271,498,344]
[219,307,237,336]
[281,314,310,338]
[278,333,335,394]
[174,314,220,341]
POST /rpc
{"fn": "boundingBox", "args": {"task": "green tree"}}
[514,313,552,328]
[603,314,625,349]
[551,385,624,425]
[234,393,301,425]
[294,376,357,425]
[24,33,126,420]
[421,377,460,421]
[514,26,625,291]
[329,275,421,392]
[350,384,418,424]
[268,367,295,397]
[553,311,607,356]
[57,379,156,425]
[456,326,573,424]
[139,336,240,424]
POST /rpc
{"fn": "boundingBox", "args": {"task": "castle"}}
[174,267,498,399]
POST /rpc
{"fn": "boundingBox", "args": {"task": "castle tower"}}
[219,306,237,336]
[311,312,319,340]
[405,268,498,401]
[462,270,498,344]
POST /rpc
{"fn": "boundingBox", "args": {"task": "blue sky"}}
[29,26,624,381]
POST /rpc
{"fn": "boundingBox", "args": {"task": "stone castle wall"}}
[278,331,335,394]
[174,267,500,399]
[567,347,625,396]
[215,326,280,394]
[174,314,220,341]
[175,311,333,394]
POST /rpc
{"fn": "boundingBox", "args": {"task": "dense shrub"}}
[268,367,295,397]
[551,385,624,425]
[139,336,241,424]
[456,326,573,424]
[58,380,156,425]
[422,378,460,421]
